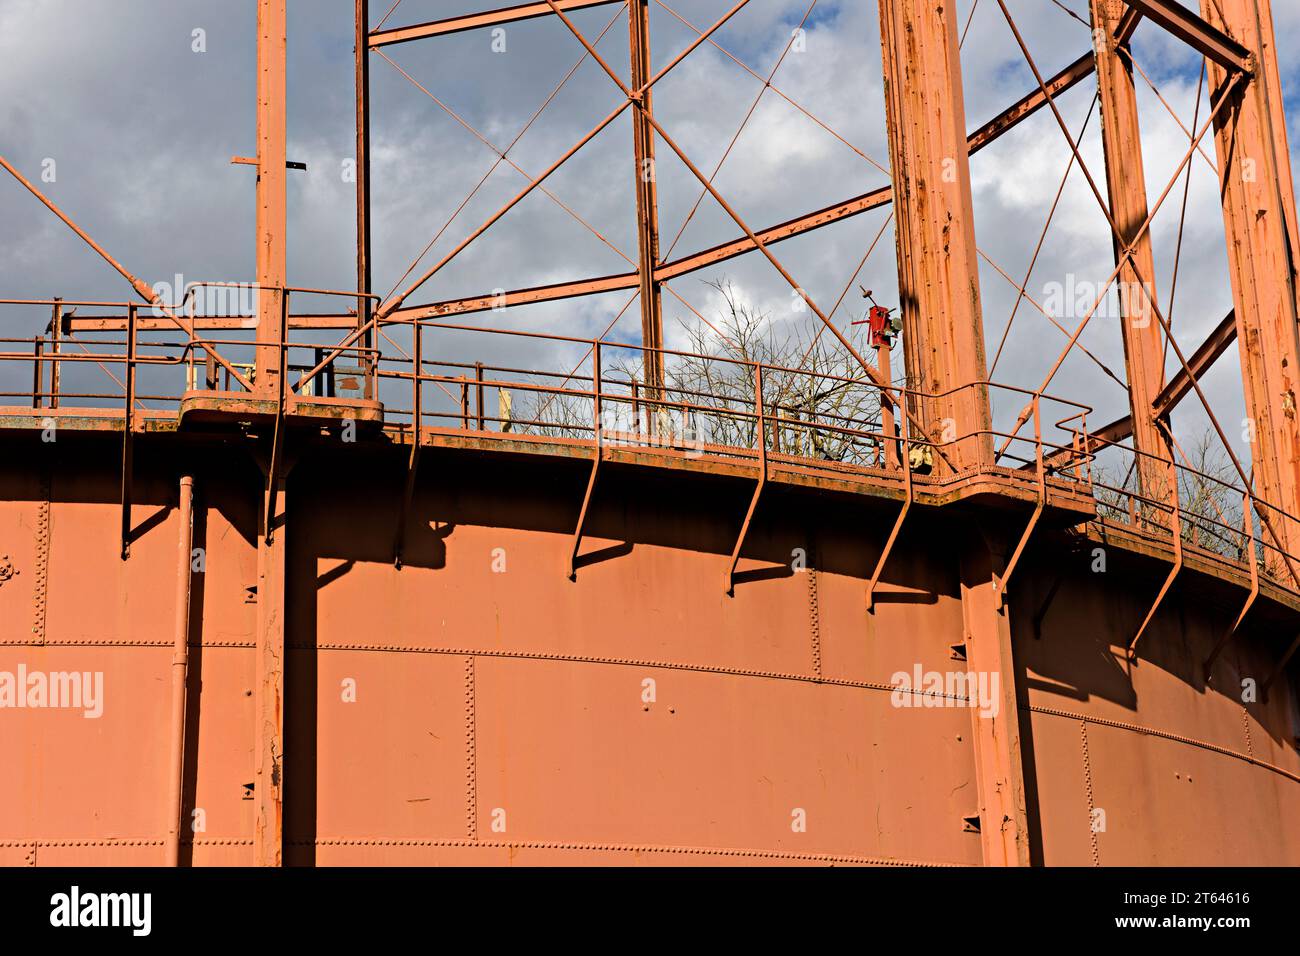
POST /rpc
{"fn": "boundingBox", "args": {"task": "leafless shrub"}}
[515,279,887,461]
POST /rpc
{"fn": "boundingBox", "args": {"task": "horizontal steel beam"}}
[1037,309,1238,471]
[1120,0,1252,74]
[388,272,639,323]
[1115,6,1143,45]
[63,49,1095,335]
[65,312,357,333]
[656,185,893,282]
[965,53,1095,155]
[1151,309,1237,420]
[394,53,1095,323]
[369,0,620,47]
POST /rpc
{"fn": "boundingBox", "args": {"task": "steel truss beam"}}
[384,52,1094,325]
[370,0,620,47]
[1120,0,1253,74]
[1038,309,1237,470]
[62,49,1095,336]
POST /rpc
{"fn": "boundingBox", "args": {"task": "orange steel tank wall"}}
[2,433,1298,866]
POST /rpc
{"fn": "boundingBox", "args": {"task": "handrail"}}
[9,299,1300,603]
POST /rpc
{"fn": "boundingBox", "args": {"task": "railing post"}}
[1033,395,1043,475]
[631,378,641,436]
[593,339,602,439]
[879,338,897,468]
[475,361,485,430]
[311,348,323,399]
[31,337,43,410]
[412,318,422,439]
[50,297,62,409]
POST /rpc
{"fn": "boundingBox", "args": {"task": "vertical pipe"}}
[254,473,286,866]
[165,475,195,867]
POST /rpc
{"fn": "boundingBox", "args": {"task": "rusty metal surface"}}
[0,432,1296,866]
[3,0,1300,870]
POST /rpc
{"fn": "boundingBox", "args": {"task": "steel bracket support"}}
[569,342,603,580]
[265,290,290,544]
[726,366,766,595]
[867,430,911,613]
[1129,426,1182,660]
[998,397,1045,610]
[1203,491,1258,681]
[394,317,423,568]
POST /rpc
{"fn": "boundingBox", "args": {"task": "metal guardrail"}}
[5,296,1300,639]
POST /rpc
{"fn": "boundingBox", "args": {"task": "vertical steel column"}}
[1201,0,1300,554]
[256,0,288,395]
[254,2,288,865]
[355,0,374,398]
[1091,0,1172,510]
[877,0,992,473]
[165,475,194,867]
[629,0,664,395]
[960,528,1030,866]
[1252,1,1300,274]
[254,475,286,866]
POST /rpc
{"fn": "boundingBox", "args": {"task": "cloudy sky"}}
[1,0,1297,471]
